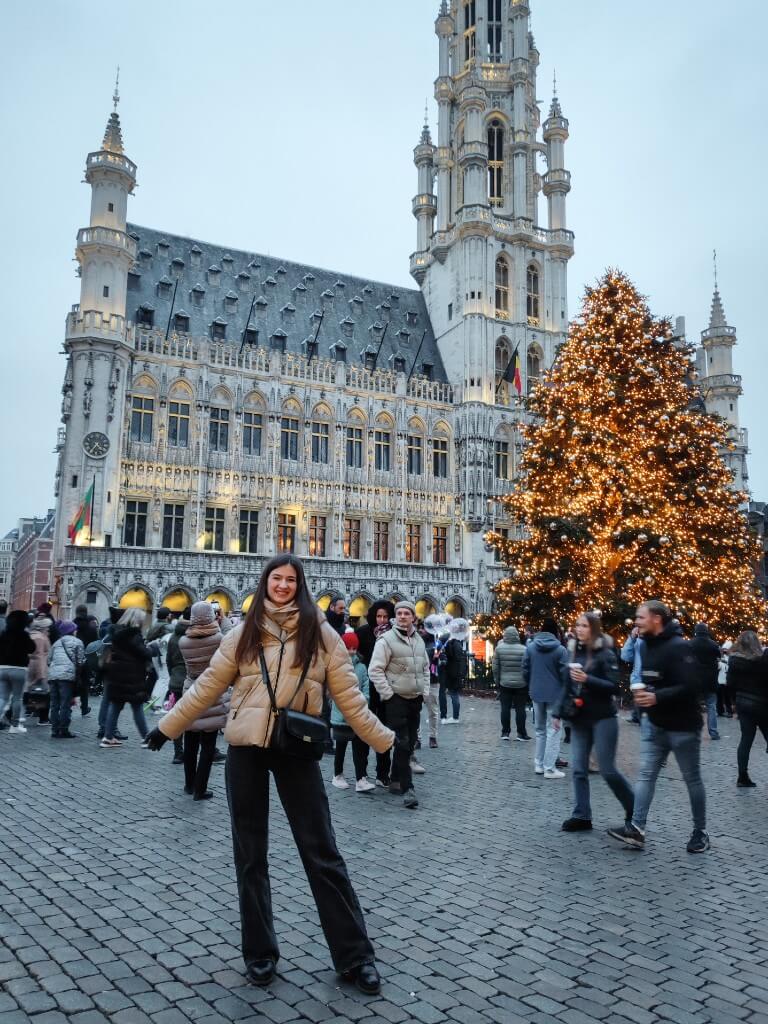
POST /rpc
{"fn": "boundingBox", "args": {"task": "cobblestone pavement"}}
[2,697,768,1024]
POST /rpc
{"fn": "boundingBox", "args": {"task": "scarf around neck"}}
[262,600,300,638]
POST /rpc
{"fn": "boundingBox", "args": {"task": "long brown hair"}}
[236,554,324,669]
[576,611,603,649]
[730,630,764,660]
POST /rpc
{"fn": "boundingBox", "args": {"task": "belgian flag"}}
[500,345,523,396]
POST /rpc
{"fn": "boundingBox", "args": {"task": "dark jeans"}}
[632,720,706,832]
[49,679,74,733]
[184,730,217,795]
[370,689,391,783]
[98,686,115,735]
[105,700,148,740]
[736,700,768,775]
[716,687,733,716]
[570,716,634,822]
[226,745,374,972]
[499,687,528,737]
[439,684,460,720]
[386,694,422,792]
[78,676,90,715]
[334,735,370,781]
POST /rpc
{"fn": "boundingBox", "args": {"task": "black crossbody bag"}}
[258,644,328,760]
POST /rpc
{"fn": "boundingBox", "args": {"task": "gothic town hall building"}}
[53,0,576,620]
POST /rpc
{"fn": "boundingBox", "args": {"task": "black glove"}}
[144,727,169,751]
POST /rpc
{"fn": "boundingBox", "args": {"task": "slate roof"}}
[125,224,446,381]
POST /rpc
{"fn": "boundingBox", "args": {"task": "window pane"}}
[343,518,360,559]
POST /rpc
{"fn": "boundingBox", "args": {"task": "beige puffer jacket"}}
[368,627,430,701]
[159,605,394,753]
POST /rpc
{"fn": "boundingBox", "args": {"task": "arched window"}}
[527,345,542,395]
[168,381,193,449]
[310,403,332,465]
[527,264,540,325]
[487,0,503,62]
[243,391,265,456]
[209,386,231,453]
[488,120,504,207]
[462,0,476,64]
[280,400,302,462]
[432,422,451,479]
[130,375,156,443]
[374,413,393,473]
[495,255,510,320]
[345,409,366,469]
[495,338,512,406]
[407,418,424,476]
[494,425,512,480]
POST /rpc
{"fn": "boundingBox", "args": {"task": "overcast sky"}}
[1,0,766,532]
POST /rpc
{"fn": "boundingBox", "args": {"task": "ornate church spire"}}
[102,67,124,154]
[709,249,728,329]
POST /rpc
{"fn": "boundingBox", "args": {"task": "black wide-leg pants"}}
[226,745,375,972]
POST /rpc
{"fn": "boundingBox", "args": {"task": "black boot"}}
[246,959,276,987]
[737,774,757,788]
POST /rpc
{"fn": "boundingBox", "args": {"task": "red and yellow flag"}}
[68,481,94,544]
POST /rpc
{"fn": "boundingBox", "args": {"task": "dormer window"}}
[393,355,406,374]
[281,303,296,318]
[304,338,318,360]
[331,342,347,363]
[190,283,205,305]
[243,327,259,347]
[225,291,238,312]
[303,273,315,283]
[207,265,222,286]
[174,312,190,333]
[406,310,418,326]
[171,257,185,276]
[293,283,307,295]
[363,285,373,295]
[276,266,287,276]
[210,318,227,341]
[221,253,234,268]
[136,304,155,328]
[157,239,170,255]
[190,244,203,268]
[236,271,251,292]
[264,276,277,288]
[138,248,152,263]
[157,276,173,298]
[271,330,287,352]
[364,351,377,371]
[340,316,355,339]
[334,280,346,291]
[422,362,433,380]
[398,329,411,345]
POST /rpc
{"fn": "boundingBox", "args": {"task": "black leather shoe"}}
[193,791,213,801]
[342,962,381,995]
[212,748,226,763]
[246,959,276,987]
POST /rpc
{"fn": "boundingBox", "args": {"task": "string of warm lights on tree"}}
[482,270,767,641]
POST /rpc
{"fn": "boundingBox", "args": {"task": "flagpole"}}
[89,476,95,546]
[406,330,428,386]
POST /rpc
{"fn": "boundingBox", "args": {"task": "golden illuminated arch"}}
[118,587,152,612]
[205,590,232,615]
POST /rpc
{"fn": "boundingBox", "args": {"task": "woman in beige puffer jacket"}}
[146,554,393,997]
[176,601,230,801]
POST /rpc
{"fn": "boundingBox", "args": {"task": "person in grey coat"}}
[522,617,568,778]
[47,621,85,739]
[493,626,530,740]
[177,602,228,800]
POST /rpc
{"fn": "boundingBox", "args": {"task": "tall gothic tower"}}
[698,280,749,494]
[53,83,137,569]
[410,0,574,598]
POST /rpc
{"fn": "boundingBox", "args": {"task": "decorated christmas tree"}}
[485,270,766,640]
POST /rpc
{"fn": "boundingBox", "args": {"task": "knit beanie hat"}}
[395,600,417,616]
[58,621,77,636]
[342,631,359,652]
[190,601,216,627]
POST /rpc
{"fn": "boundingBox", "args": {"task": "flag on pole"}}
[67,481,94,544]
[500,346,523,396]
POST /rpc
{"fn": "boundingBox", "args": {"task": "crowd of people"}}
[1,573,767,995]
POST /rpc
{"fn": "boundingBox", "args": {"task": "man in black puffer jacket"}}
[609,601,708,854]
[690,622,721,741]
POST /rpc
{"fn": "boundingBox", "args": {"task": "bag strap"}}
[258,643,310,716]
[62,637,78,666]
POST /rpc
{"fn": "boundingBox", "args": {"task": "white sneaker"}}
[534,766,545,775]
[355,777,376,793]
[8,725,27,734]
[331,775,349,790]
[440,717,450,724]
[544,768,566,779]
[410,758,426,775]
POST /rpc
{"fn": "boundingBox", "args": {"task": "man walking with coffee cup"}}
[608,601,708,854]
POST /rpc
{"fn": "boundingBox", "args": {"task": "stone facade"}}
[52,1,572,622]
[10,512,55,612]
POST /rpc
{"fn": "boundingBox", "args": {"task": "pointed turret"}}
[101,69,125,154]
[700,254,748,494]
[412,107,437,282]
[543,73,570,232]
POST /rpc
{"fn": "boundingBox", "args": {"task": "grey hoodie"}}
[492,627,527,689]
[522,632,568,704]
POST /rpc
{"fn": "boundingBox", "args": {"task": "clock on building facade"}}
[82,431,110,458]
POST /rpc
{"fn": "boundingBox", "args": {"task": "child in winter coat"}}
[330,633,375,793]
[47,621,85,738]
